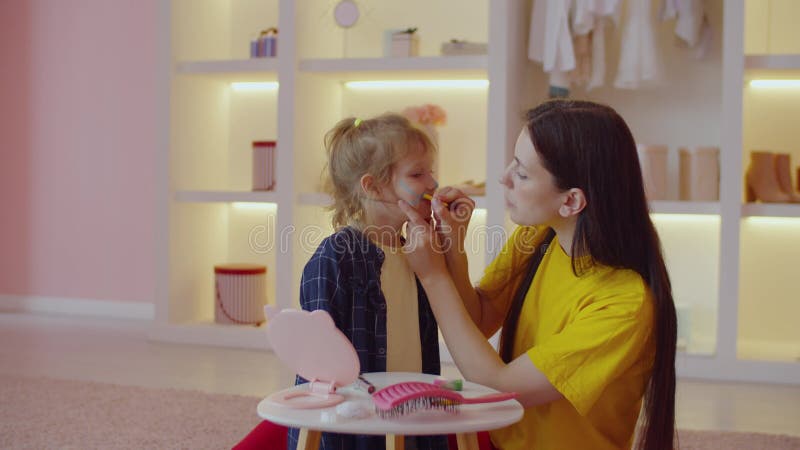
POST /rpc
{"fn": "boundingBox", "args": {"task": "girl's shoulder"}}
[313,226,378,259]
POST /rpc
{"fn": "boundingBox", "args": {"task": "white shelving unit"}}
[176,190,281,204]
[299,55,488,77]
[177,59,280,80]
[153,0,800,384]
[745,54,800,70]
[741,203,800,218]
[650,201,720,216]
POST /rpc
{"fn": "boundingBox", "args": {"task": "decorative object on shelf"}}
[250,28,278,58]
[391,28,419,57]
[402,104,446,176]
[440,39,487,56]
[333,0,360,28]
[252,141,276,191]
[214,264,267,326]
[679,146,719,201]
[453,180,485,196]
[774,153,800,202]
[745,151,795,203]
[637,144,669,201]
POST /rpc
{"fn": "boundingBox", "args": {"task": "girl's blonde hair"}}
[323,113,436,229]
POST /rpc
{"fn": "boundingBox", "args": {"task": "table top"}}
[257,372,524,436]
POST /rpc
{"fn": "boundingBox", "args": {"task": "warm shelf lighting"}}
[748,79,800,88]
[232,202,277,210]
[744,216,800,225]
[344,80,489,89]
[231,82,279,91]
[650,213,720,222]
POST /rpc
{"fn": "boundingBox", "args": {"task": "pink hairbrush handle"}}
[459,392,517,404]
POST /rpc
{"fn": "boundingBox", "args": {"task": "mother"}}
[399,100,677,450]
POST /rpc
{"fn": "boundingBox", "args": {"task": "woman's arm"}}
[444,249,508,338]
[418,272,562,407]
[401,199,563,407]
[434,187,509,337]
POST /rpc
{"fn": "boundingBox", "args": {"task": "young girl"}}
[289,113,449,450]
[399,100,677,450]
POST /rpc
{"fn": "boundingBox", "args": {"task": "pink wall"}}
[0,0,158,303]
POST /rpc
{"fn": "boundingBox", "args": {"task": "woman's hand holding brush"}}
[429,187,475,255]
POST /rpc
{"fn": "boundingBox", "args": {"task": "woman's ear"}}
[558,188,587,218]
[360,174,380,198]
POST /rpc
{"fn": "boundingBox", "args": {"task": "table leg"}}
[386,433,405,450]
[456,432,480,450]
[297,428,321,450]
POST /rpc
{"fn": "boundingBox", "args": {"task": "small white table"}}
[258,372,523,450]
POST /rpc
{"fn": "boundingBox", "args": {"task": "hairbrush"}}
[372,381,516,419]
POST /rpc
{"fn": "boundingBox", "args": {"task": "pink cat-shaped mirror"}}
[265,307,360,409]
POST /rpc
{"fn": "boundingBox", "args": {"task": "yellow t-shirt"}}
[480,226,655,450]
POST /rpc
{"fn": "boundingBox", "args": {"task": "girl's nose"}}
[427,175,439,190]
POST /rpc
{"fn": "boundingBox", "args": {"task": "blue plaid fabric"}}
[287,227,448,450]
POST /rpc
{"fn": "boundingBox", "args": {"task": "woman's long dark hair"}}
[517,100,677,450]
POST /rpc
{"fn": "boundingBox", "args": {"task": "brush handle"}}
[460,392,517,404]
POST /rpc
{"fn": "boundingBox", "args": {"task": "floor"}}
[1,312,799,437]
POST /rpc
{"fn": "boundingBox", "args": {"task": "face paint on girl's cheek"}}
[398,179,439,208]
[398,179,422,207]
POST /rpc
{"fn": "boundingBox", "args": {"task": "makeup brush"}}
[421,193,449,208]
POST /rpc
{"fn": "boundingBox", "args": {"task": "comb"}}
[372,381,516,419]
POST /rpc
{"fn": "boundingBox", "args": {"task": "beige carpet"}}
[1,374,798,449]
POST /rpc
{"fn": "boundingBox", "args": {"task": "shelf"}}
[741,203,800,218]
[738,338,800,363]
[649,201,720,215]
[149,321,269,350]
[176,190,280,204]
[298,192,488,210]
[745,55,800,80]
[176,59,279,82]
[745,54,800,70]
[298,56,488,81]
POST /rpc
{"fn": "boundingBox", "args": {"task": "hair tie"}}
[354,118,362,127]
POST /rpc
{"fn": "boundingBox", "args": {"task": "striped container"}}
[214,264,267,325]
[252,140,276,191]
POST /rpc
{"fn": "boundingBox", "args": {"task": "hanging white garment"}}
[528,0,575,74]
[615,0,662,89]
[660,0,712,59]
[573,0,620,34]
[572,0,621,90]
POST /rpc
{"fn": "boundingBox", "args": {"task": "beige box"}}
[679,146,719,201]
[637,144,669,201]
[391,33,419,57]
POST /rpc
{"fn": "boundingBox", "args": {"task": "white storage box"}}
[214,264,267,325]
[252,141,276,191]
